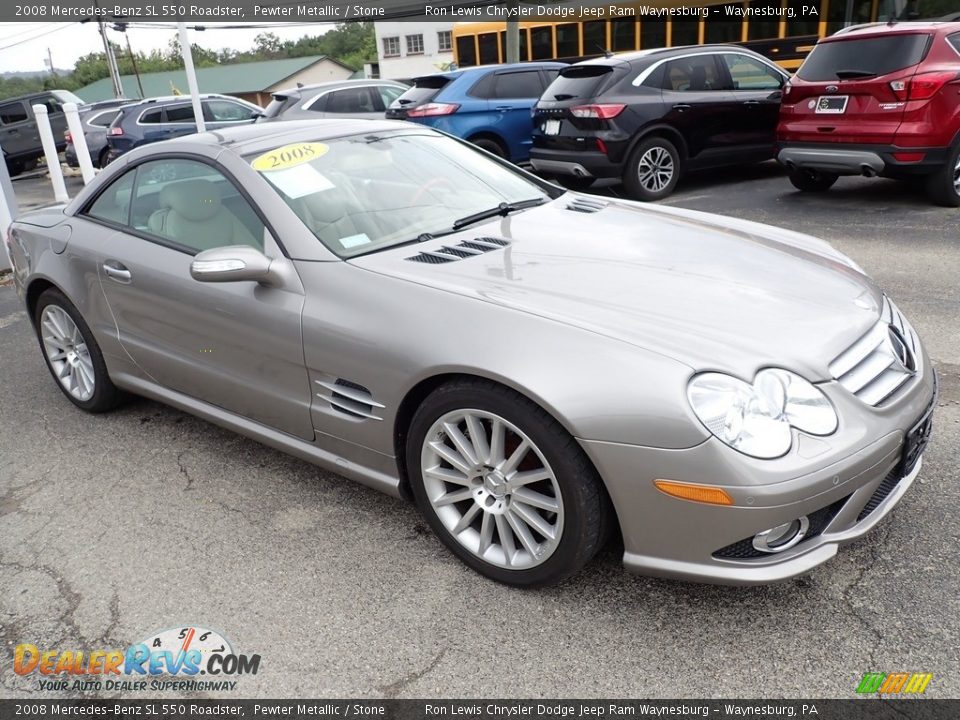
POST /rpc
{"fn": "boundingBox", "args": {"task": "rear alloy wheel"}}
[97,147,111,169]
[34,289,124,413]
[407,380,609,586]
[623,137,681,201]
[788,169,838,192]
[925,143,960,207]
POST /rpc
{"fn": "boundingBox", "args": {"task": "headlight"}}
[687,369,838,459]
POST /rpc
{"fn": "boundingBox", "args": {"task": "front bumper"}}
[581,370,937,585]
[777,142,948,177]
[529,147,622,179]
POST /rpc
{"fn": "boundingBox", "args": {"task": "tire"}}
[555,175,596,191]
[471,136,507,158]
[406,378,610,587]
[924,143,960,207]
[623,136,681,201]
[6,159,23,177]
[33,289,124,413]
[788,168,839,192]
[22,158,37,173]
[97,147,111,169]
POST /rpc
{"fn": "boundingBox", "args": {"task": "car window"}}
[798,34,931,81]
[0,101,28,124]
[139,108,162,124]
[722,54,784,90]
[164,104,196,123]
[493,71,544,99]
[325,87,376,113]
[950,33,960,55]
[378,85,404,106]
[248,133,551,259]
[84,169,136,225]
[663,56,723,92]
[545,65,614,101]
[129,159,263,253]
[205,99,258,122]
[88,109,121,127]
[37,96,63,114]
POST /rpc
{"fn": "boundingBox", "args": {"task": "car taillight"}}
[109,127,123,136]
[64,131,72,143]
[890,71,959,101]
[405,103,459,118]
[570,104,626,119]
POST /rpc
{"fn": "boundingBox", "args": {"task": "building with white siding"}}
[374,21,456,80]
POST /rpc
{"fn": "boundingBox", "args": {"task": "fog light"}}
[752,516,810,553]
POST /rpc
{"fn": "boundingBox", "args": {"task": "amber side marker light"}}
[654,480,734,506]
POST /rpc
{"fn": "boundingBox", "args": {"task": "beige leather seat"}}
[148,179,257,250]
[297,186,382,245]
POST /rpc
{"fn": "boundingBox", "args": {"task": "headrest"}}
[159,179,222,222]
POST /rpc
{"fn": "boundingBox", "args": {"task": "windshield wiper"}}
[452,198,546,231]
[834,69,877,79]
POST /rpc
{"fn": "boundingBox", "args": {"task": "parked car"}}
[258,80,409,121]
[64,98,132,170]
[385,62,566,162]
[105,94,261,163]
[777,22,960,206]
[0,89,84,176]
[7,119,936,587]
[530,47,790,198]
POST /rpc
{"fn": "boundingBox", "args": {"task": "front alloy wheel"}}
[407,379,610,586]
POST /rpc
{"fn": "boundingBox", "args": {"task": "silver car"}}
[7,120,936,587]
[258,80,408,122]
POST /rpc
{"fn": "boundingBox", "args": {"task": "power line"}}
[0,23,77,53]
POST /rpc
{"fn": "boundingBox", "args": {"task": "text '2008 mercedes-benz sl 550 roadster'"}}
[6,120,936,587]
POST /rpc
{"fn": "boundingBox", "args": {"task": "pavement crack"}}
[177,451,195,491]
[376,647,446,698]
[839,528,891,668]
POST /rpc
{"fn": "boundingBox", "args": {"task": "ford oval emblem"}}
[826,85,839,93]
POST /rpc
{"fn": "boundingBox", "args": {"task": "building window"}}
[406,34,424,55]
[437,30,452,52]
[382,36,400,57]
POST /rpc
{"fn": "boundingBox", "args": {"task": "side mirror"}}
[190,245,279,285]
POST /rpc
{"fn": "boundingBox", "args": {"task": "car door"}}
[36,94,68,148]
[487,69,548,160]
[86,156,313,440]
[659,54,739,165]
[0,100,32,158]
[160,102,200,140]
[720,52,786,152]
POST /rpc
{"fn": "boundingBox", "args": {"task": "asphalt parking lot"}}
[1,165,959,699]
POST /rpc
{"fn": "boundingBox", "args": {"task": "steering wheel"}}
[411,176,457,207]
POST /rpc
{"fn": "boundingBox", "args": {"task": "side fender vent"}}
[566,197,608,213]
[315,378,384,421]
[406,237,510,264]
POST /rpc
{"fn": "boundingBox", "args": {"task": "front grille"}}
[829,296,921,406]
[857,466,903,521]
[713,495,851,560]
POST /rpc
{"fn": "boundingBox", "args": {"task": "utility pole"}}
[505,0,521,63]
[114,23,144,98]
[95,1,123,98]
[46,48,55,78]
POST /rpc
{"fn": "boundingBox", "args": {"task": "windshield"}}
[247,132,553,258]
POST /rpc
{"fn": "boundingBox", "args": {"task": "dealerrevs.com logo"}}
[856,672,933,695]
[14,626,260,692]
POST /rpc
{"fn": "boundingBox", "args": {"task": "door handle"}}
[494,105,511,111]
[673,103,691,112]
[743,100,761,106]
[102,262,132,283]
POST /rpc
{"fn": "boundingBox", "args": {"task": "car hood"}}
[349,196,883,381]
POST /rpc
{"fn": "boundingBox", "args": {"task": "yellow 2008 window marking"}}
[251,142,329,172]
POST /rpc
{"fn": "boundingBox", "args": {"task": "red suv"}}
[777,22,960,206]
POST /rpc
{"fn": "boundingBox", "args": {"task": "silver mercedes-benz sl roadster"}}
[7,120,936,586]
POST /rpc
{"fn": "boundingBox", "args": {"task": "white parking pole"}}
[32,104,69,204]
[0,146,16,271]
[178,22,206,133]
[64,102,95,185]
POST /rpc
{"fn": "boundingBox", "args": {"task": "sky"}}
[0,22,336,74]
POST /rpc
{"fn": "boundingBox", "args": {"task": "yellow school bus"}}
[452,0,943,72]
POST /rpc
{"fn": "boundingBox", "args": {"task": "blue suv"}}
[105,94,261,164]
[385,62,565,163]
